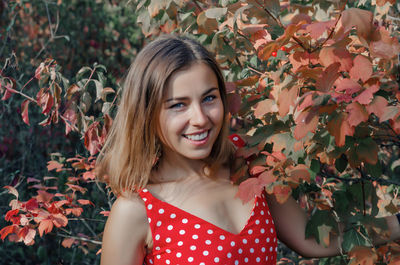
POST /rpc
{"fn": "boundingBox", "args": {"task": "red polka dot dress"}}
[138,189,277,265]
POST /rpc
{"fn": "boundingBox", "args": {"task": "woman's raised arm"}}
[266,193,400,258]
[100,196,148,265]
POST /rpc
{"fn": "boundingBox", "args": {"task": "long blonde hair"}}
[96,35,234,196]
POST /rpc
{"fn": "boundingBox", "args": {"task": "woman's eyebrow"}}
[164,87,218,103]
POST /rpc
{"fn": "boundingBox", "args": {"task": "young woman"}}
[97,35,400,265]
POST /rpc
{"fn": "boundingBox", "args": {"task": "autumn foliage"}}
[1,0,400,264]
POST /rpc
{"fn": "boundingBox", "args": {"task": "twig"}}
[56,233,102,245]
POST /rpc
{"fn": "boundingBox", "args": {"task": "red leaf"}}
[66,184,87,194]
[327,112,354,146]
[22,228,36,245]
[84,122,101,155]
[369,27,400,59]
[237,178,265,203]
[294,109,319,140]
[354,85,379,105]
[319,47,352,72]
[346,102,369,127]
[0,225,16,240]
[338,8,374,41]
[21,100,30,125]
[365,96,388,121]
[52,213,68,227]
[63,106,77,135]
[5,209,19,222]
[315,63,340,92]
[379,106,400,123]
[100,211,110,217]
[66,207,83,217]
[227,93,241,115]
[4,185,19,198]
[25,198,38,211]
[82,170,96,180]
[349,55,372,82]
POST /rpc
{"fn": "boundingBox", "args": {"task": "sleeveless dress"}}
[138,188,278,265]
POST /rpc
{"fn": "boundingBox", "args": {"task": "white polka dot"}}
[230,241,235,246]
[269,246,273,252]
[238,248,243,254]
[220,235,225,240]
[166,237,171,243]
[155,234,160,240]
[275,247,278,251]
[200,263,205,265]
[203,250,209,256]
[218,245,223,251]
[178,241,183,246]
[155,246,161,251]
[157,221,162,227]
[248,229,253,234]
[179,230,185,235]
[194,224,200,229]
[242,239,247,244]
[156,255,161,259]
[245,257,249,263]
[207,229,213,234]
[270,228,274,233]
[266,237,270,242]
[170,213,176,218]
[176,252,182,258]
[261,247,266,252]
[255,238,259,243]
[182,218,188,223]
[250,248,254,253]
[260,210,264,215]
[143,198,147,201]
[143,189,148,192]
[192,234,198,239]
[263,202,266,206]
[233,136,238,141]
[188,257,193,262]
[251,212,255,216]
[158,208,164,214]
[235,261,239,265]
[166,259,170,264]
[256,257,261,262]
[166,249,171,253]
[148,217,151,223]
[205,240,211,245]
[274,237,276,242]
[266,219,269,224]
[167,225,173,230]
[147,204,153,210]
[261,228,265,233]
[149,259,153,264]
[227,253,232,258]
[214,257,220,263]
[256,202,259,206]
[265,256,269,261]
[190,245,196,251]
[255,219,260,225]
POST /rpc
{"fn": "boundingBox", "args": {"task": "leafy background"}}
[1,0,400,264]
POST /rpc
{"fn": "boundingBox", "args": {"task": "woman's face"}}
[157,62,224,162]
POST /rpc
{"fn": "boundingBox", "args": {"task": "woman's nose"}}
[190,104,208,126]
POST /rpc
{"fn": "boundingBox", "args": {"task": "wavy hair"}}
[95,35,234,196]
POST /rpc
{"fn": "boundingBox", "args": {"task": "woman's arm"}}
[266,193,400,258]
[100,196,149,265]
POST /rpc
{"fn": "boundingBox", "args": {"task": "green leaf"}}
[310,159,320,179]
[365,162,382,179]
[92,80,104,102]
[205,7,227,19]
[305,210,337,245]
[76,67,92,80]
[342,225,371,252]
[335,154,348,173]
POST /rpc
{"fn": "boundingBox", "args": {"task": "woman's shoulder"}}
[110,193,147,222]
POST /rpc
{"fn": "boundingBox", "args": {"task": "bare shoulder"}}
[101,194,148,265]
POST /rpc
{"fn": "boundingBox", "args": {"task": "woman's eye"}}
[170,102,184,109]
[203,95,216,102]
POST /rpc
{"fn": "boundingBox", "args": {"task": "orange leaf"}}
[294,109,319,140]
[319,47,352,72]
[38,219,54,237]
[286,164,311,183]
[348,246,377,265]
[338,8,374,41]
[254,99,278,118]
[349,55,372,83]
[77,199,94,206]
[237,178,265,203]
[278,86,299,117]
[354,84,379,105]
[82,170,96,180]
[305,20,336,39]
[370,27,400,59]
[315,63,340,92]
[327,112,354,146]
[66,184,87,194]
[47,160,64,172]
[4,185,18,198]
[66,207,83,217]
[5,209,19,222]
[36,190,54,203]
[366,96,388,121]
[21,99,30,125]
[272,185,291,204]
[52,213,68,227]
[335,78,362,94]
[100,211,110,217]
[0,225,17,240]
[346,102,369,127]
[62,237,75,248]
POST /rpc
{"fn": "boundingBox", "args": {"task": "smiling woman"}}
[95,35,400,265]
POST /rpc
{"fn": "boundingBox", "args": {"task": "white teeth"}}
[185,131,208,141]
